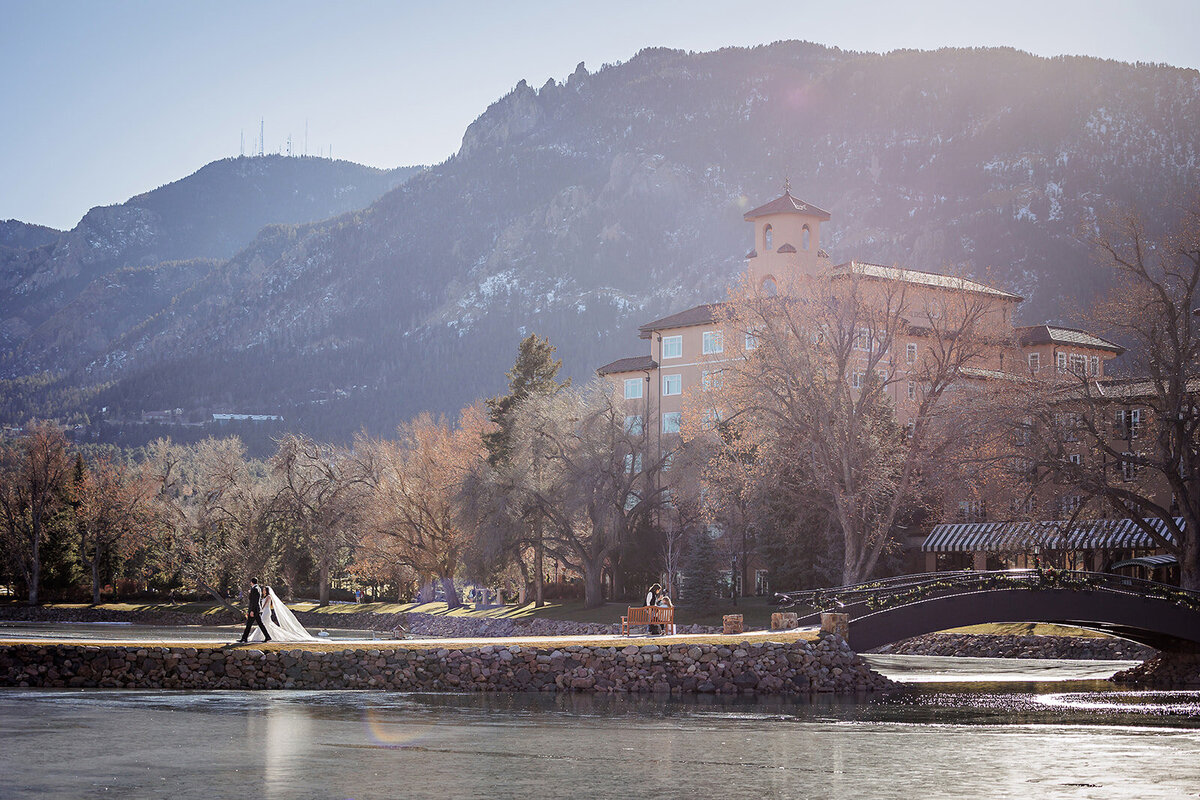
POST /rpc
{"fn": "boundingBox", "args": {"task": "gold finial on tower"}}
[784,176,791,193]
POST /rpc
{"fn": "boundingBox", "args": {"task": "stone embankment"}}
[875,633,1155,661]
[0,633,890,695]
[1111,653,1200,686]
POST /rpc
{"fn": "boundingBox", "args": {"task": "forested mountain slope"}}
[7,43,1198,445]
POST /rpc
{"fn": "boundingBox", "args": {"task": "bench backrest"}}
[626,606,674,624]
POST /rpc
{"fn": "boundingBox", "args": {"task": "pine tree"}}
[483,334,569,467]
[681,528,721,612]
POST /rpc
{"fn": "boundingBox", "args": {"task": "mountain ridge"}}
[4,42,1198,447]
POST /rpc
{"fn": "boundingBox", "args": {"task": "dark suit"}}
[240,584,270,642]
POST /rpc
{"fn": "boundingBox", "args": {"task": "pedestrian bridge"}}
[775,570,1200,652]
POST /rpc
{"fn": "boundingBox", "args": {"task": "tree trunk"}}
[515,555,530,605]
[417,576,436,603]
[91,540,102,605]
[441,576,460,609]
[318,562,330,607]
[1181,527,1200,592]
[28,517,41,605]
[534,534,545,608]
[612,554,625,602]
[582,554,605,609]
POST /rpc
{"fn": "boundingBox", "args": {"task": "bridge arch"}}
[781,571,1200,653]
[847,588,1200,652]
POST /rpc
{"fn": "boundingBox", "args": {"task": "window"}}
[1010,495,1034,516]
[1090,356,1099,376]
[661,488,673,508]
[906,343,918,364]
[702,330,724,354]
[958,500,986,522]
[761,277,778,296]
[1012,420,1031,447]
[854,328,873,351]
[1121,452,1141,482]
[851,371,865,389]
[1056,352,1068,372]
[744,332,758,350]
[1054,411,1081,442]
[801,225,811,251]
[662,374,682,396]
[1028,353,1040,373]
[702,369,724,391]
[1069,354,1088,376]
[662,452,674,471]
[907,380,916,400]
[755,569,770,596]
[1117,409,1142,440]
[662,412,681,434]
[1068,453,1082,466]
[623,377,643,400]
[763,224,773,251]
[624,415,643,435]
[624,492,639,511]
[661,335,682,359]
[1060,495,1082,516]
[624,453,643,474]
[904,421,915,441]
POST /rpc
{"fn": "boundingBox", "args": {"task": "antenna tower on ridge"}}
[259,119,265,157]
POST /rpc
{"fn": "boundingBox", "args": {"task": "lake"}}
[3,656,1198,799]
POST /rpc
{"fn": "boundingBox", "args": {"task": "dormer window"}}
[763,224,773,251]
[801,225,811,251]
[761,277,778,296]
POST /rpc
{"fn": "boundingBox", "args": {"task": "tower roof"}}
[743,191,832,221]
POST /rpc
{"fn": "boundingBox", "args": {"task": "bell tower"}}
[743,187,831,291]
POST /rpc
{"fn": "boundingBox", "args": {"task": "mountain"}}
[5,43,1199,446]
[0,220,62,252]
[0,155,422,373]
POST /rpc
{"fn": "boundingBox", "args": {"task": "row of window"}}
[624,413,682,435]
[624,370,726,399]
[658,330,762,361]
[1027,352,1101,376]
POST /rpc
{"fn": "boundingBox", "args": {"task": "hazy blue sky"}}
[3,0,1198,229]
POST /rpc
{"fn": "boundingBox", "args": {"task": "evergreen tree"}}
[681,527,721,612]
[483,334,569,467]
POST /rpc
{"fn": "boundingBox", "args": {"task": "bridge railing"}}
[775,569,1200,616]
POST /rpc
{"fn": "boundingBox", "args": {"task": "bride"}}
[248,586,315,642]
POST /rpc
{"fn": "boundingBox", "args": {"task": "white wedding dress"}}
[248,588,315,642]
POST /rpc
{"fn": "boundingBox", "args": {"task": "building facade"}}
[598,190,1145,592]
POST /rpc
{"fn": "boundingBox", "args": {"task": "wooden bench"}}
[621,605,676,636]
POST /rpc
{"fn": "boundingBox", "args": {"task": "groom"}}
[238,577,271,643]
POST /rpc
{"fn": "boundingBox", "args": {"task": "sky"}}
[3,0,1198,230]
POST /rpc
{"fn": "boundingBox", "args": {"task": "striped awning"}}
[1111,554,1179,570]
[922,517,1183,553]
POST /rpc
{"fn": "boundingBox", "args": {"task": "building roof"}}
[832,260,1024,301]
[637,303,725,338]
[922,517,1182,553]
[596,355,658,375]
[743,191,832,221]
[1016,325,1125,354]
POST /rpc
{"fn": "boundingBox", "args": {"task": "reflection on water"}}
[2,684,1200,799]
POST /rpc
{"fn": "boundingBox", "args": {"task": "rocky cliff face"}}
[6,43,1198,444]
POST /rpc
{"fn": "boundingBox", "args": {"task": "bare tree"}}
[75,456,156,604]
[355,406,487,608]
[270,434,365,606]
[711,267,1005,584]
[508,382,672,608]
[0,422,72,604]
[991,202,1200,587]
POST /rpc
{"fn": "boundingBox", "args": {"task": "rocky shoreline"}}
[876,632,1156,661]
[0,633,890,695]
[1111,652,1200,686]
